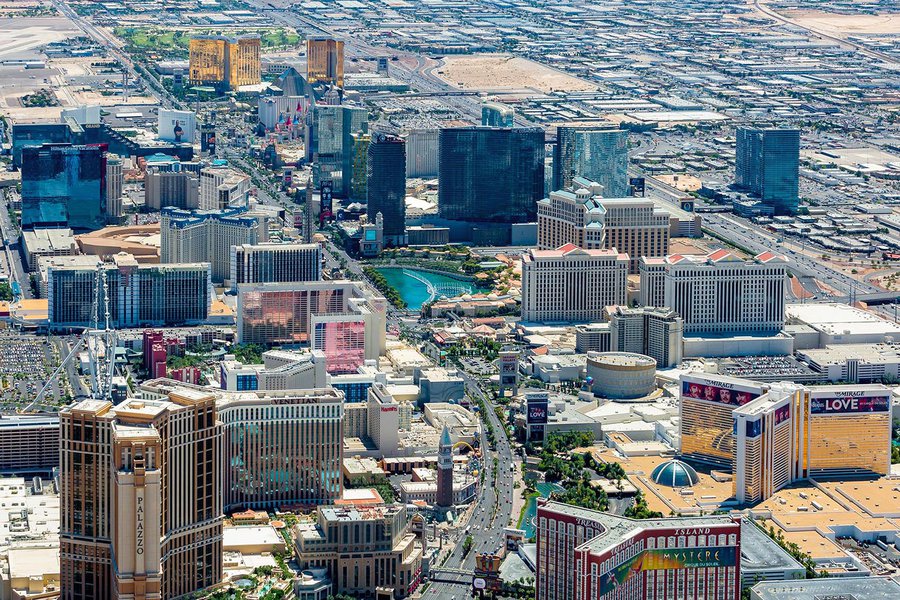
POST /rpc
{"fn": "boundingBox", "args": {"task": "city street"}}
[423,369,519,599]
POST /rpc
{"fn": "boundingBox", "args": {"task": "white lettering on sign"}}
[827,398,858,412]
[673,528,711,536]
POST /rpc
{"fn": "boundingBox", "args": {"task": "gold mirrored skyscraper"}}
[189,35,260,91]
[307,37,344,88]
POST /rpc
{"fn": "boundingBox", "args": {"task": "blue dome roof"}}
[651,460,699,488]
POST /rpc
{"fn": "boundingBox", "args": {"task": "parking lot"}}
[0,332,62,408]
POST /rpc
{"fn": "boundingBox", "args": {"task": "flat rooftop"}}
[786,303,900,337]
[739,519,805,574]
[798,342,900,365]
[22,228,75,253]
[222,525,285,551]
[751,577,900,599]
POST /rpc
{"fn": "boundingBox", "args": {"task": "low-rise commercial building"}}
[796,342,900,382]
[750,577,900,600]
[21,228,78,270]
[294,504,423,599]
[219,349,328,391]
[399,472,477,506]
[0,477,61,600]
[587,352,657,399]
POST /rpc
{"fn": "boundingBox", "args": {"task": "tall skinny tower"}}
[436,425,454,509]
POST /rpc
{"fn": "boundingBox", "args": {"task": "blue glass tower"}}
[736,127,800,215]
[21,143,106,231]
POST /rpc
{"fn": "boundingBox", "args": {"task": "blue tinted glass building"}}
[735,127,800,215]
[438,126,545,223]
[21,143,106,231]
[553,127,628,196]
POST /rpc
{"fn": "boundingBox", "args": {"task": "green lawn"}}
[113,27,302,58]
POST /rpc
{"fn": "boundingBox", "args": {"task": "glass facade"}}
[238,287,346,345]
[48,263,210,328]
[220,396,344,509]
[188,36,260,91]
[314,320,366,375]
[21,144,106,231]
[679,377,763,467]
[438,126,545,223]
[312,106,368,196]
[331,381,371,403]
[735,128,799,215]
[554,127,628,196]
[366,134,406,238]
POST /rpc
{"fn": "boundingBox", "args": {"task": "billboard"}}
[527,397,548,425]
[499,351,519,389]
[629,176,645,196]
[681,377,762,407]
[599,547,736,595]
[774,404,791,425]
[320,180,334,214]
[200,126,216,154]
[809,394,890,415]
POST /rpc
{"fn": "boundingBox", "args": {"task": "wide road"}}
[52,0,180,109]
[753,0,899,69]
[423,369,519,599]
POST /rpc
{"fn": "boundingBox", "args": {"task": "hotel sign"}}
[681,378,761,407]
[810,394,890,415]
[599,547,736,595]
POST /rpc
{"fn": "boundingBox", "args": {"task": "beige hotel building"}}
[536,179,671,273]
[521,244,628,323]
[59,391,222,600]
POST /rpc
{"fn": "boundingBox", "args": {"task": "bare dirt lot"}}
[433,54,597,93]
[783,10,900,35]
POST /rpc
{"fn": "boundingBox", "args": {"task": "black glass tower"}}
[366,133,407,242]
[21,143,107,231]
[438,126,545,223]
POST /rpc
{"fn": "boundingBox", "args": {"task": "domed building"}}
[650,459,699,488]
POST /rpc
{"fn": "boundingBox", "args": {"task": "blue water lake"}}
[376,268,475,310]
[520,482,565,539]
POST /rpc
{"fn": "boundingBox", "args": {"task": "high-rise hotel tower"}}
[59,390,222,600]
